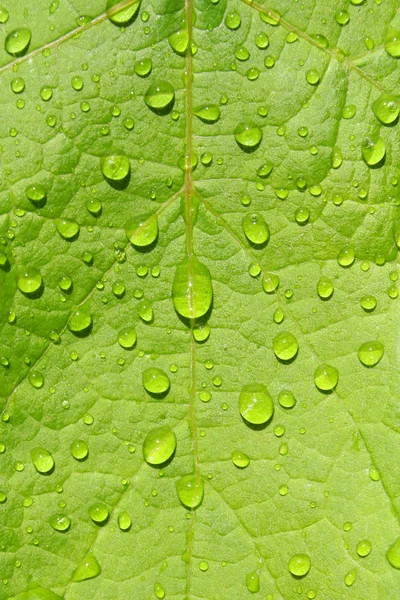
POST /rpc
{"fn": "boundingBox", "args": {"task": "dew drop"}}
[55,218,79,240]
[225,10,241,30]
[142,367,170,395]
[239,383,274,425]
[118,511,132,531]
[194,105,220,123]
[145,82,175,112]
[5,28,31,56]
[306,69,320,85]
[0,6,8,23]
[168,29,189,55]
[193,323,210,342]
[242,213,269,246]
[70,439,88,460]
[134,58,152,77]
[288,554,311,577]
[18,267,42,295]
[49,514,71,532]
[68,307,92,334]
[118,327,137,349]
[137,300,154,323]
[385,30,400,57]
[356,539,372,557]
[331,147,342,169]
[386,536,400,569]
[143,426,176,465]
[337,246,355,267]
[246,571,260,593]
[278,389,296,409]
[172,257,212,320]
[314,364,338,391]
[231,450,250,468]
[31,447,54,474]
[28,371,44,389]
[362,136,385,166]
[11,77,25,93]
[317,277,333,299]
[89,502,109,524]
[234,122,263,150]
[154,582,165,599]
[72,551,101,582]
[176,473,204,509]
[273,331,298,361]
[357,341,384,367]
[107,0,140,24]
[372,94,399,124]
[126,215,158,248]
[100,155,130,181]
[262,272,279,293]
[344,569,356,587]
[360,295,376,311]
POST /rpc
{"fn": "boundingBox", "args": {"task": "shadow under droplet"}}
[30,198,46,209]
[367,155,386,169]
[148,450,176,469]
[21,282,45,300]
[275,351,298,366]
[236,141,262,153]
[145,388,170,400]
[131,234,159,254]
[104,169,131,190]
[241,416,273,431]
[148,98,175,116]
[109,7,140,28]
[175,299,214,329]
[70,323,93,338]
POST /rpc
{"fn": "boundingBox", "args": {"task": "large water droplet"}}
[72,551,101,582]
[100,155,130,181]
[176,473,204,509]
[49,514,71,532]
[385,30,400,57]
[242,213,269,246]
[143,426,176,465]
[118,327,137,349]
[278,389,296,409]
[357,341,384,367]
[225,10,241,30]
[31,447,54,474]
[288,554,311,577]
[362,136,385,166]
[125,215,158,248]
[272,332,298,361]
[18,267,42,295]
[314,364,338,391]
[356,539,372,557]
[317,277,333,299]
[234,122,263,150]
[5,28,31,56]
[386,536,400,569]
[194,105,220,123]
[68,307,92,334]
[231,450,250,468]
[337,246,355,267]
[246,571,260,593]
[372,94,399,124]
[89,502,109,524]
[344,569,356,587]
[142,367,170,395]
[70,439,88,460]
[168,29,189,55]
[262,272,279,293]
[118,511,132,531]
[55,218,80,240]
[107,0,140,24]
[172,257,212,320]
[239,384,274,425]
[145,82,175,112]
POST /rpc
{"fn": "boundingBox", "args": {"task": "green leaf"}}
[1,0,400,598]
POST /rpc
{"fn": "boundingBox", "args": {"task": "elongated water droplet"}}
[372,94,399,124]
[29,371,44,389]
[246,571,259,593]
[68,307,92,334]
[242,213,269,246]
[194,105,220,123]
[386,536,400,569]
[154,582,165,599]
[145,82,175,112]
[172,257,212,320]
[49,514,71,532]
[239,384,274,425]
[55,219,80,240]
[0,7,9,23]
[142,367,170,395]
[234,122,263,150]
[262,272,279,293]
[314,364,338,391]
[72,551,101,582]
[356,539,372,557]
[176,473,204,509]
[31,447,54,474]
[362,136,385,166]
[317,277,333,299]
[169,29,189,55]
[18,267,42,294]
[5,28,31,56]
[89,502,109,524]
[344,569,356,587]
[273,332,298,361]
[193,323,210,342]
[100,155,130,181]
[137,299,154,322]
[118,511,132,531]
[385,30,400,57]
[231,450,250,468]
[70,439,88,460]
[225,10,241,30]
[288,554,311,577]
[125,215,158,248]
[357,341,384,367]
[118,327,136,349]
[107,0,140,24]
[143,426,176,465]
[331,147,342,169]
[337,246,355,267]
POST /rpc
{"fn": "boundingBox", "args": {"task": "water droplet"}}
[143,426,176,465]
[100,155,130,181]
[70,439,88,460]
[49,514,71,532]
[172,257,212,320]
[337,246,355,267]
[331,147,342,169]
[40,86,53,101]
[225,10,241,29]
[28,371,44,389]
[372,94,399,124]
[262,272,279,293]
[18,267,42,295]
[278,389,296,409]
[314,364,338,391]
[360,295,376,311]
[246,571,260,593]
[362,136,385,166]
[257,162,273,178]
[193,323,210,342]
[242,213,269,246]
[385,30,400,57]
[137,299,154,322]
[134,58,152,77]
[59,275,72,292]
[144,82,175,112]
[118,511,132,531]
[317,277,333,299]
[288,554,311,577]
[68,307,92,334]
[154,582,165,599]
[31,447,54,474]
[89,502,109,524]
[11,77,25,93]
[386,536,400,569]
[260,10,280,25]
[295,207,309,224]
[107,0,140,24]
[169,29,189,55]
[5,28,31,56]
[356,539,372,557]
[118,327,137,349]
[357,341,384,367]
[55,218,79,240]
[176,473,204,509]
[126,215,158,248]
[0,6,9,23]
[72,551,101,581]
[231,450,250,468]
[335,9,349,24]
[194,105,220,123]
[344,569,356,586]
[306,69,320,85]
[142,367,170,395]
[273,331,298,361]
[342,104,356,119]
[239,384,274,425]
[235,121,263,151]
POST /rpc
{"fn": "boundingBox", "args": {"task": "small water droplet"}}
[142,367,170,395]
[143,426,176,465]
[356,539,372,557]
[242,213,269,246]
[154,582,165,599]
[362,136,385,166]
[225,10,241,29]
[314,364,338,391]
[137,299,154,322]
[70,439,88,460]
[262,272,279,293]
[118,511,132,531]
[357,340,384,367]
[100,155,130,181]
[126,215,158,248]
[288,554,311,577]
[169,29,189,54]
[337,246,355,267]
[176,473,204,509]
[31,447,54,474]
[49,514,71,532]
[11,77,25,93]
[28,371,44,389]
[89,502,109,524]
[145,82,175,112]
[386,536,400,569]
[72,551,101,581]
[55,218,79,240]
[194,105,220,123]
[306,69,320,85]
[372,94,399,124]
[273,331,298,361]
[231,450,250,468]
[246,571,259,593]
[239,384,274,425]
[68,307,92,334]
[0,6,9,23]
[134,57,152,77]
[118,327,137,349]
[172,257,212,320]
[317,277,333,299]
[385,29,400,57]
[278,389,296,409]
[18,267,42,295]
[335,9,349,25]
[234,122,263,150]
